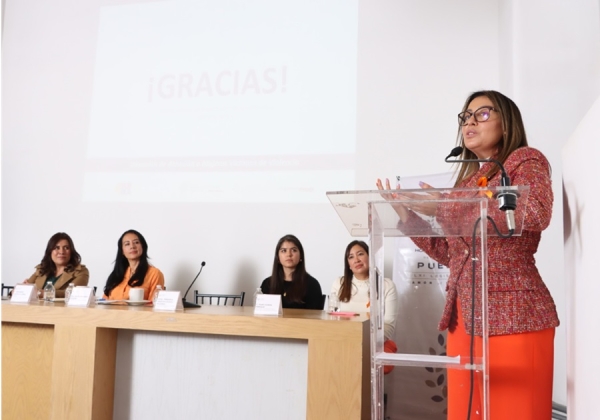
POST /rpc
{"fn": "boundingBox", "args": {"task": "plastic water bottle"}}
[65,282,75,303]
[253,287,263,306]
[153,285,163,305]
[43,281,55,301]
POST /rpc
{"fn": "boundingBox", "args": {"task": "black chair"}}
[194,292,245,306]
[2,283,14,297]
[321,294,327,310]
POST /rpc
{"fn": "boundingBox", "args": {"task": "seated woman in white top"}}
[331,240,398,340]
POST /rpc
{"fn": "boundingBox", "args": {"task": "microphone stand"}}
[445,146,518,419]
[182,262,205,308]
[445,147,517,233]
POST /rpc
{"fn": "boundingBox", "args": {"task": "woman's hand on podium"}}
[403,181,440,217]
[376,178,409,222]
[376,179,440,221]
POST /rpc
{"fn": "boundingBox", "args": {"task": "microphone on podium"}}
[182,261,206,308]
[445,146,464,161]
[445,146,517,233]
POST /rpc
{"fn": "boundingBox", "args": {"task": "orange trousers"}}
[447,303,555,420]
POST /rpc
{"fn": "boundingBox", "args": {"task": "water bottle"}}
[328,292,339,313]
[253,287,263,306]
[43,281,55,301]
[153,285,163,304]
[65,282,75,303]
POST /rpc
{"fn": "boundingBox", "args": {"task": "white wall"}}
[563,95,600,420]
[1,0,501,303]
[498,0,600,407]
[3,0,599,408]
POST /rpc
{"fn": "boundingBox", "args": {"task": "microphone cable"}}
[465,215,514,420]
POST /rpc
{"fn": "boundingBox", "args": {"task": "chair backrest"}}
[321,294,326,310]
[194,291,245,306]
[2,283,14,297]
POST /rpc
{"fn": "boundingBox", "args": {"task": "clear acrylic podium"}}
[327,186,530,420]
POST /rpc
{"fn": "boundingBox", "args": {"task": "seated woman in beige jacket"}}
[26,232,89,298]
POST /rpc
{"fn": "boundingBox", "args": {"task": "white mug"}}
[129,288,144,302]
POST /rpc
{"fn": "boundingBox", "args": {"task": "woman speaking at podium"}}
[103,229,164,301]
[377,90,559,420]
[260,234,323,309]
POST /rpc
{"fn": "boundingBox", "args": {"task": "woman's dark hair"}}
[104,229,150,297]
[39,232,82,276]
[267,234,308,303]
[454,90,528,186]
[339,240,369,303]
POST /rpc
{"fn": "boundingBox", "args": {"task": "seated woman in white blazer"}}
[331,240,398,340]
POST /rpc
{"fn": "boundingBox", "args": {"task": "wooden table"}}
[2,301,370,420]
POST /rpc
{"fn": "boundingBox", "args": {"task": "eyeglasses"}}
[458,106,497,126]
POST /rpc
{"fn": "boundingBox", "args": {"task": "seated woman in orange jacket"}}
[26,232,89,298]
[103,229,164,301]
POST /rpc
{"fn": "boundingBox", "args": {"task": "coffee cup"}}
[129,288,144,302]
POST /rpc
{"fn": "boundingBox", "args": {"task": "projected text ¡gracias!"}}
[148,67,287,101]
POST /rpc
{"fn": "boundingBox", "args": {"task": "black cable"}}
[466,217,480,420]
[487,216,514,239]
[465,215,514,420]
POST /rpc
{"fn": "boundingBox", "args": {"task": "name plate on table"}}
[10,284,37,303]
[153,291,183,312]
[254,294,282,316]
[67,287,95,307]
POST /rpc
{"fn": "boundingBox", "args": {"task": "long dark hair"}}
[104,229,150,297]
[39,232,82,276]
[267,234,308,303]
[339,240,369,303]
[454,90,528,186]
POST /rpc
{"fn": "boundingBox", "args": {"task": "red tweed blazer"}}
[411,147,559,336]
